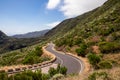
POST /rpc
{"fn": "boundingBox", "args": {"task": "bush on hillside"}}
[49,67,57,77]
[88,72,108,80]
[73,37,82,45]
[87,53,101,69]
[49,64,67,77]
[76,48,85,57]
[1,70,50,80]
[59,66,67,75]
[51,74,64,80]
[42,74,50,80]
[98,61,112,69]
[22,46,49,65]
[99,42,120,53]
[23,55,40,64]
[76,44,87,57]
[99,27,114,36]
[34,46,43,56]
[0,72,8,80]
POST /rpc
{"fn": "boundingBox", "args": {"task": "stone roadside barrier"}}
[0,45,56,74]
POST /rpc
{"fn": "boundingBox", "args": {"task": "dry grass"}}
[103,53,120,65]
[92,46,100,54]
[108,67,120,80]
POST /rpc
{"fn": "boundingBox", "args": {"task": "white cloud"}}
[46,21,61,28]
[46,0,61,9]
[46,0,107,18]
[60,0,107,18]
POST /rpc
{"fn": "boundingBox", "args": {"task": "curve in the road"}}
[45,43,84,74]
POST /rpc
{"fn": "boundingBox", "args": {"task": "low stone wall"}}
[0,45,56,74]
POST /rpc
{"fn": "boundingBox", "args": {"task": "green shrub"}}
[87,53,101,68]
[56,64,67,75]
[99,42,120,53]
[23,55,42,65]
[8,70,46,80]
[13,74,32,80]
[42,74,50,80]
[88,72,108,80]
[100,28,114,36]
[22,46,48,65]
[22,56,35,64]
[56,64,61,73]
[34,46,43,56]
[0,66,66,80]
[48,64,67,77]
[48,67,57,77]
[0,72,8,80]
[59,66,67,75]
[73,37,82,45]
[75,44,87,57]
[98,61,112,69]
[51,74,64,80]
[76,48,85,57]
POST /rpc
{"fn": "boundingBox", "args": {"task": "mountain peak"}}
[0,30,8,40]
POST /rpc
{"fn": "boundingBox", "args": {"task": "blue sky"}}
[0,0,107,35]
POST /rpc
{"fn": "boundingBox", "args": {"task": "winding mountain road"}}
[1,43,84,75]
[45,43,84,74]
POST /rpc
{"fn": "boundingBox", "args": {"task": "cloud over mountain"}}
[46,0,107,18]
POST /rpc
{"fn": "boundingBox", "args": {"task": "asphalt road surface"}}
[45,43,84,74]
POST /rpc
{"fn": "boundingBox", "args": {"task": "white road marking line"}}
[67,54,84,73]
[56,56,63,65]
[50,45,64,65]
[50,43,84,74]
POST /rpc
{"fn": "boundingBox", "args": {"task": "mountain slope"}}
[0,30,43,53]
[0,30,9,44]
[45,0,120,53]
[45,10,97,39]
[45,0,120,79]
[12,29,49,38]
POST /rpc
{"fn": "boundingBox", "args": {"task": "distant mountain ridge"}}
[12,29,49,38]
[0,30,9,44]
[0,30,45,53]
